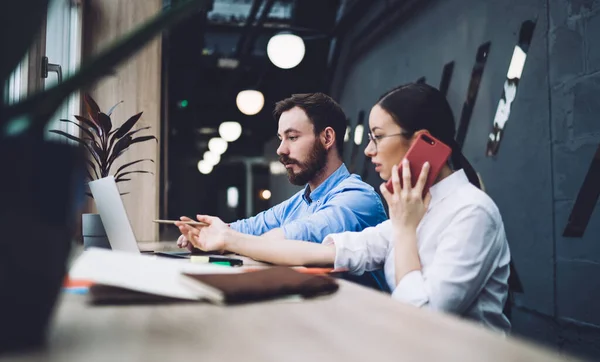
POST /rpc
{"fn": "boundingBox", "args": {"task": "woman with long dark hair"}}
[177,83,511,331]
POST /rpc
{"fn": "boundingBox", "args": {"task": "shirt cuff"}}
[323,233,356,271]
[391,270,429,307]
[228,221,242,233]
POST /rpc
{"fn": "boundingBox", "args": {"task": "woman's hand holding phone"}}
[380,159,432,231]
[385,131,451,198]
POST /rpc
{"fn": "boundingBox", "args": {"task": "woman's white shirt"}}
[323,170,511,331]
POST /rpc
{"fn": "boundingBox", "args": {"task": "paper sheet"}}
[69,248,240,301]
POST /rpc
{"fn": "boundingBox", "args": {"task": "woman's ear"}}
[406,130,420,146]
[411,129,429,139]
[408,129,429,145]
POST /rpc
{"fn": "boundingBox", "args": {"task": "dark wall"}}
[329,0,600,359]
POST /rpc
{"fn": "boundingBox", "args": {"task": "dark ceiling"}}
[162,0,345,219]
[166,0,341,160]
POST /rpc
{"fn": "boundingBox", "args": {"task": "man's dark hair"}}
[273,93,347,157]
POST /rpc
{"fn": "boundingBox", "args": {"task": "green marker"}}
[212,261,230,267]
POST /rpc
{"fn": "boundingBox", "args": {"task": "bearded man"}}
[178,93,388,290]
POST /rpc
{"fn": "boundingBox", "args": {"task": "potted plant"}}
[50,94,156,249]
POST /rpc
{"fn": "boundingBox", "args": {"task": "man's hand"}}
[175,215,229,253]
[176,216,199,251]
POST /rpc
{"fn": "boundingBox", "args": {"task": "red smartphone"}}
[385,131,452,197]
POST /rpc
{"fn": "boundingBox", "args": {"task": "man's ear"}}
[321,127,336,150]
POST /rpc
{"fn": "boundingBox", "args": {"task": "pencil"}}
[152,219,209,226]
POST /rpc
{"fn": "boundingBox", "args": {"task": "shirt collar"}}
[302,164,350,205]
[428,169,470,208]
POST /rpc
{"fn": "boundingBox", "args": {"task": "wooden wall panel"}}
[83,0,162,241]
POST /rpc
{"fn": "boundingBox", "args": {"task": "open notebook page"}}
[69,248,240,302]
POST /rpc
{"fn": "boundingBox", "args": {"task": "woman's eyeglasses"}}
[367,132,406,151]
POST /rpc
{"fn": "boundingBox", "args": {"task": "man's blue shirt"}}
[229,164,387,243]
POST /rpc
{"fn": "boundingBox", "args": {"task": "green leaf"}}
[83,94,101,125]
[113,158,154,178]
[114,112,143,139]
[87,159,99,180]
[109,136,157,169]
[49,130,101,166]
[107,101,124,116]
[2,0,213,134]
[74,115,102,138]
[114,170,153,181]
[86,140,103,168]
[108,133,156,165]
[88,138,107,167]
[129,135,157,146]
[48,129,86,147]
[58,119,96,141]
[106,147,130,175]
[108,136,132,165]
[115,178,131,184]
[108,126,150,154]
[97,112,112,135]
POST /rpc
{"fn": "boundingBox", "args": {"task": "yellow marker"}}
[190,256,234,266]
[190,256,210,264]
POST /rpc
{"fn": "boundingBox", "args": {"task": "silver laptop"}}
[88,176,142,253]
[89,176,190,258]
[88,176,234,262]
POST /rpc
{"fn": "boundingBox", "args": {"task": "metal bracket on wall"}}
[439,62,455,97]
[563,143,600,238]
[486,19,537,157]
[455,42,491,149]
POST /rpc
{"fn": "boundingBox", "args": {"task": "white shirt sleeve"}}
[323,220,392,275]
[392,205,502,314]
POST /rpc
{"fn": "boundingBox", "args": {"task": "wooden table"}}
[1,278,573,362]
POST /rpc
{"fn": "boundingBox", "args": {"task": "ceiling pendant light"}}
[219,121,242,142]
[236,90,264,116]
[208,137,228,155]
[267,33,305,69]
[197,160,213,174]
[203,151,221,166]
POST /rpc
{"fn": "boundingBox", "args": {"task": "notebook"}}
[69,249,340,305]
[182,267,340,304]
[69,248,238,303]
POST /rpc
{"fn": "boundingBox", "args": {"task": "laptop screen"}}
[88,176,140,253]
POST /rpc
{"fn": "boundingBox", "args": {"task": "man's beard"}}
[279,140,328,186]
